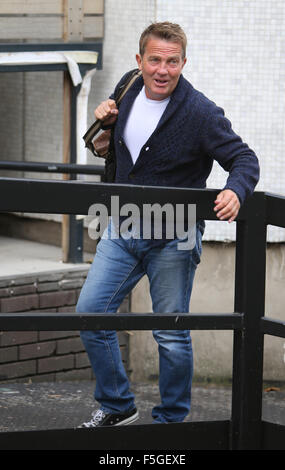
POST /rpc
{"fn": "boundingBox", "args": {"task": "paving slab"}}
[0,236,91,278]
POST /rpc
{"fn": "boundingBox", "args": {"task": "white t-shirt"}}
[123,86,170,164]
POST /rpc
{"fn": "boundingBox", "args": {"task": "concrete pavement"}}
[0,380,284,432]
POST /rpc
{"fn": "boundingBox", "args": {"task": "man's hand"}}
[95,99,118,126]
[214,189,240,223]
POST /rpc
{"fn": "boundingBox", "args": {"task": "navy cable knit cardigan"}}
[110,72,260,206]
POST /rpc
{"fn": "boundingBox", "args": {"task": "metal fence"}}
[0,175,284,450]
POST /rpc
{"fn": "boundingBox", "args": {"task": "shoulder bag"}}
[83,68,142,182]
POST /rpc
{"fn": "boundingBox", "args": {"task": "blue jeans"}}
[76,221,203,423]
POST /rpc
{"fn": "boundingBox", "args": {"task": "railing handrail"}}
[0,160,104,175]
[0,176,284,450]
[0,176,262,221]
[2,176,285,227]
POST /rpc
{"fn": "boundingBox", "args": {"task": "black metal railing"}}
[0,176,284,450]
[0,160,105,176]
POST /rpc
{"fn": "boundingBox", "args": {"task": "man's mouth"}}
[154,78,168,87]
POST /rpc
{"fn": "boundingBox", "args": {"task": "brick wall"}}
[0,269,130,383]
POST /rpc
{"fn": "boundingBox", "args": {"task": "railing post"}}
[231,192,267,449]
[62,80,84,263]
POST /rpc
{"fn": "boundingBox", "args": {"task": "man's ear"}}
[136,53,142,70]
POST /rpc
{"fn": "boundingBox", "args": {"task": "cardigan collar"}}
[116,73,194,138]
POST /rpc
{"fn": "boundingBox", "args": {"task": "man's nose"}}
[157,62,168,74]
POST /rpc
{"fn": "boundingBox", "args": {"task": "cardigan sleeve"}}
[201,105,260,205]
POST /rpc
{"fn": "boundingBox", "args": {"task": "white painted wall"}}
[88,0,285,242]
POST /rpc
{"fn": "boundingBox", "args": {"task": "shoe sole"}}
[114,410,139,426]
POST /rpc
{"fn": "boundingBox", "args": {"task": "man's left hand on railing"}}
[214,189,240,223]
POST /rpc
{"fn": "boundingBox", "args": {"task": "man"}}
[76,22,259,427]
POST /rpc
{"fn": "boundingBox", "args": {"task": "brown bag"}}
[93,129,111,158]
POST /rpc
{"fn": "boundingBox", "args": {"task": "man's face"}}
[136,37,187,101]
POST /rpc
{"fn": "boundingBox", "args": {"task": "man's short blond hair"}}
[139,22,187,59]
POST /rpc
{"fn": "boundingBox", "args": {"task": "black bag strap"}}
[83,69,142,154]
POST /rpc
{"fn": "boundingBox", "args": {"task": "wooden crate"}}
[0,0,104,42]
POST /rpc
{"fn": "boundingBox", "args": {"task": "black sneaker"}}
[79,407,139,428]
